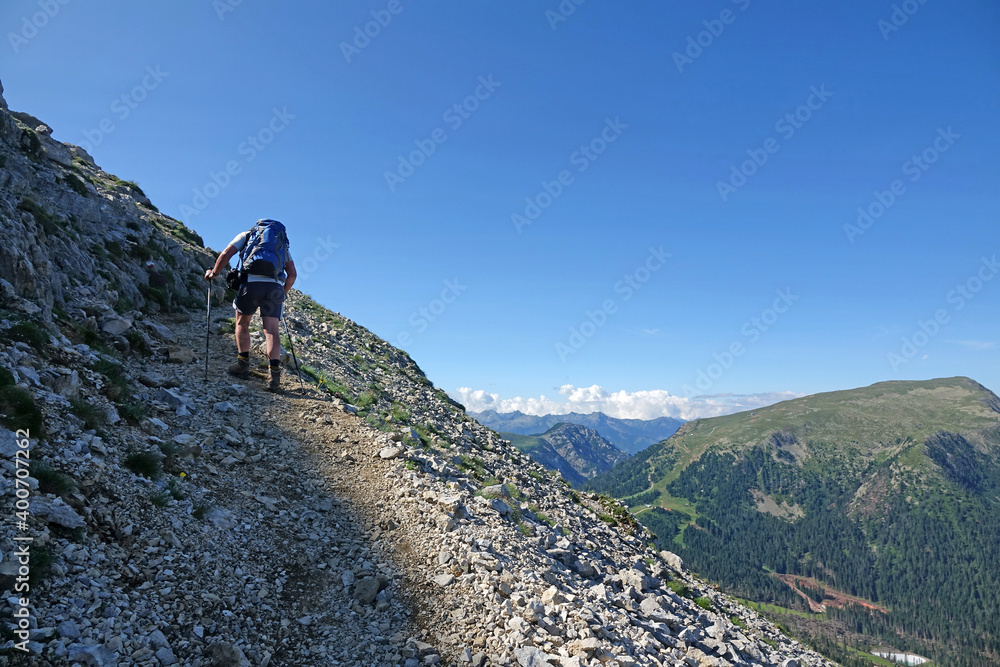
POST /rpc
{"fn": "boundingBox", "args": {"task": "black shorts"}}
[233,281,285,319]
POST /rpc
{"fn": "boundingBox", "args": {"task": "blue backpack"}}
[239,219,289,280]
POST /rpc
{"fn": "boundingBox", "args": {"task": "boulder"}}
[33,497,85,529]
[67,644,118,667]
[353,576,380,605]
[40,133,73,167]
[40,368,81,398]
[662,550,684,572]
[209,642,247,667]
[479,483,510,499]
[100,315,133,335]
[167,346,195,364]
[143,320,176,342]
[378,445,402,460]
[154,387,193,409]
[514,646,558,667]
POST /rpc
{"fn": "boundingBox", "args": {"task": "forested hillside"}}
[586,378,1000,666]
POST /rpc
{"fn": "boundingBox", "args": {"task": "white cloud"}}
[452,384,801,421]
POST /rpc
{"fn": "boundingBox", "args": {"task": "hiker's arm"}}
[204,245,239,281]
[283,260,296,294]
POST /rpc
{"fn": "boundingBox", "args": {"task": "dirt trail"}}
[152,310,429,665]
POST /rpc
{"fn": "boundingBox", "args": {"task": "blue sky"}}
[3,1,998,419]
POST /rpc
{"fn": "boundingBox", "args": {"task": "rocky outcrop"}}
[502,423,630,486]
[0,82,837,666]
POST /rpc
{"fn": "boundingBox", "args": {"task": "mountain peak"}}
[587,375,1000,665]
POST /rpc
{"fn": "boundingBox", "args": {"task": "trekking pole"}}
[281,315,305,393]
[205,282,212,383]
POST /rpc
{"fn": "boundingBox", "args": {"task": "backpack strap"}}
[236,221,263,271]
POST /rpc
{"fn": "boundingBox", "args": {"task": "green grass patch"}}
[0,385,44,436]
[505,483,527,502]
[69,397,106,431]
[119,401,148,423]
[93,357,136,402]
[63,172,89,197]
[124,329,151,356]
[5,320,50,354]
[149,490,172,507]
[30,462,74,496]
[535,511,555,527]
[694,596,714,611]
[739,598,825,620]
[17,197,59,235]
[19,128,40,156]
[192,501,212,520]
[667,579,692,598]
[114,178,145,197]
[299,365,355,401]
[594,493,639,531]
[124,451,162,480]
[27,545,53,586]
[166,479,186,501]
[391,403,410,423]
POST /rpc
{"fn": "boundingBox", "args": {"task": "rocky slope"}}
[0,80,836,667]
[500,424,629,487]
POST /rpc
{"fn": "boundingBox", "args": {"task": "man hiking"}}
[203,219,297,392]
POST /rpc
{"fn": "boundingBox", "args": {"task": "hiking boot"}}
[228,357,250,379]
[266,366,281,393]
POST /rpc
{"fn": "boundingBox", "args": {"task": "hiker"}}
[203,219,297,392]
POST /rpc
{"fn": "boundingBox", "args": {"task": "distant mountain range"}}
[500,422,629,487]
[471,409,684,455]
[585,377,1000,666]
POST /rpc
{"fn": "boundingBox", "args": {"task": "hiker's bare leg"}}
[235,312,253,354]
[262,317,280,361]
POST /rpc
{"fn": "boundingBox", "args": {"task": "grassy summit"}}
[587,377,1000,667]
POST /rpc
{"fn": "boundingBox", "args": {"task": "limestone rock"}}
[33,497,85,529]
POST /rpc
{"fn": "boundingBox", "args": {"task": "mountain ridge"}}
[587,375,1000,666]
[473,409,683,455]
[500,422,630,486]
